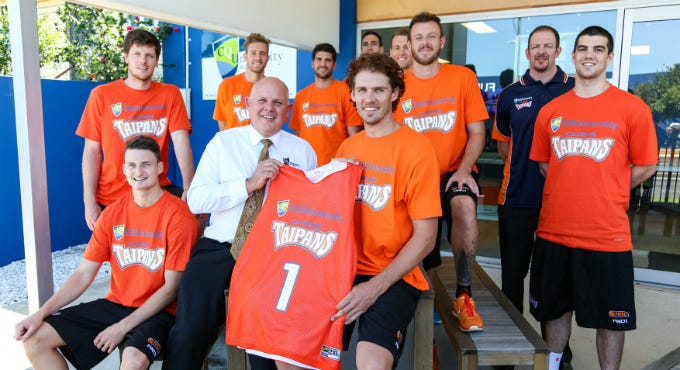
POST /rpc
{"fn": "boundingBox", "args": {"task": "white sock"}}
[549,352,563,370]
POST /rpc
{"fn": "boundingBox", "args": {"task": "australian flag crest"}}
[277,200,290,217]
[233,94,242,104]
[550,117,562,133]
[401,99,412,114]
[113,225,125,240]
[111,102,122,117]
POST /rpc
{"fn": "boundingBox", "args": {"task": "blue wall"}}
[0,77,98,266]
[0,0,357,266]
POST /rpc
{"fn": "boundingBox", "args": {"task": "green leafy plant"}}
[57,3,176,82]
[635,63,680,123]
[0,6,61,76]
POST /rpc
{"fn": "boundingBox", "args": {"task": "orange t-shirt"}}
[394,64,489,176]
[530,86,658,252]
[76,80,192,206]
[336,126,442,290]
[84,191,197,314]
[290,80,362,165]
[213,73,253,130]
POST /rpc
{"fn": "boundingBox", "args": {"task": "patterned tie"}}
[231,138,272,259]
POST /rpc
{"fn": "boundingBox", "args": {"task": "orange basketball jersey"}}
[226,161,362,369]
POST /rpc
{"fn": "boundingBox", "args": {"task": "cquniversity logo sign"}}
[212,35,243,78]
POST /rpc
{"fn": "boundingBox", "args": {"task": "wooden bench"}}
[430,256,550,369]
[223,283,434,370]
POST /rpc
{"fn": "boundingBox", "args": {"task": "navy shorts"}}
[424,170,480,270]
[342,275,421,365]
[529,237,636,331]
[44,298,175,369]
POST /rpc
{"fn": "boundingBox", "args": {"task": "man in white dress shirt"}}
[163,77,317,370]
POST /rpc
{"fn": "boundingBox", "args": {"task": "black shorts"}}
[529,238,636,331]
[44,298,175,369]
[342,275,421,364]
[423,170,480,270]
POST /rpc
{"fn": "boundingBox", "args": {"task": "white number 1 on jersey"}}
[276,262,300,312]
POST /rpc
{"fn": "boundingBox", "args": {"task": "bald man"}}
[163,77,317,370]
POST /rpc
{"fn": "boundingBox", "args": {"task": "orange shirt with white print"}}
[290,79,362,165]
[530,87,658,252]
[336,126,441,290]
[394,64,488,176]
[213,73,253,130]
[84,192,197,314]
[76,80,192,206]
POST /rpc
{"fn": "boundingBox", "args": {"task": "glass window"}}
[368,10,618,259]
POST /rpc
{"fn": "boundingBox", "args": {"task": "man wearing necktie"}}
[163,77,317,370]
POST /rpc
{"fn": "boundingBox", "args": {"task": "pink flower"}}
[99,56,106,63]
[154,26,159,32]
[135,16,139,21]
[173,27,180,32]
[126,25,133,31]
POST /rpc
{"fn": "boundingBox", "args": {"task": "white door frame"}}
[618,4,680,90]
[618,4,680,287]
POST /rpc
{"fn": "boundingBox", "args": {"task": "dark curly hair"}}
[345,53,405,112]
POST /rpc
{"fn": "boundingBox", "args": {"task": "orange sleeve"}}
[75,87,103,142]
[83,202,115,263]
[463,69,490,125]
[213,78,230,122]
[163,202,197,271]
[529,107,551,163]
[289,90,303,131]
[341,85,362,127]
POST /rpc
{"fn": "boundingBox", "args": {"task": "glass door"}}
[619,5,680,286]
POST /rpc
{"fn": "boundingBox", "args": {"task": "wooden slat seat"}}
[431,256,550,369]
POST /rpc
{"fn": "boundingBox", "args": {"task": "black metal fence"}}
[642,128,680,214]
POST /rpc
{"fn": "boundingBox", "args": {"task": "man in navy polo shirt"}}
[491,25,575,369]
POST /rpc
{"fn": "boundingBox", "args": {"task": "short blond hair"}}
[245,33,271,52]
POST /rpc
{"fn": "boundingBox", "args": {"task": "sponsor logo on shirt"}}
[514,96,533,110]
[113,225,125,240]
[551,117,562,132]
[111,102,123,117]
[277,200,290,217]
[113,118,168,140]
[401,99,412,114]
[403,111,456,133]
[271,220,338,258]
[112,244,165,271]
[551,136,614,162]
[234,107,249,122]
[302,113,338,128]
[320,344,341,361]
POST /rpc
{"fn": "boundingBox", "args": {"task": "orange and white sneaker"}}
[452,292,484,332]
